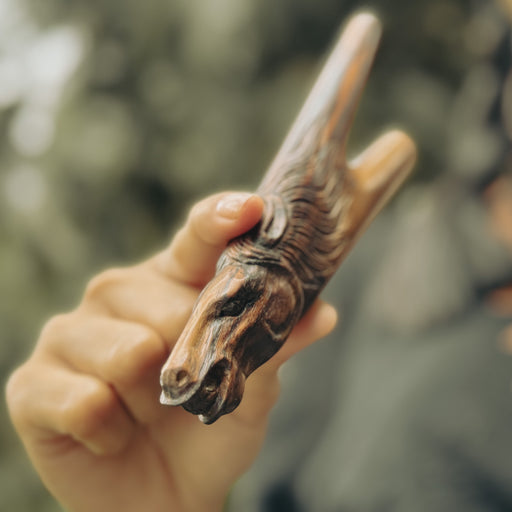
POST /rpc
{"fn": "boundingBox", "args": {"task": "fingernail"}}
[216,193,253,219]
[319,302,339,331]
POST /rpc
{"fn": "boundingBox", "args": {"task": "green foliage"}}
[0,0,498,509]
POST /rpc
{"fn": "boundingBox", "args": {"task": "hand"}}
[6,192,337,512]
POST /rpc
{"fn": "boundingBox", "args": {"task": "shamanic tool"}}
[160,13,417,424]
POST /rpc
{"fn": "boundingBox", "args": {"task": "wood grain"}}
[160,12,417,424]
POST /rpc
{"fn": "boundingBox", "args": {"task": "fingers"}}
[10,191,265,447]
[6,360,135,456]
[37,314,168,424]
[153,192,264,287]
[80,192,264,343]
[82,266,199,346]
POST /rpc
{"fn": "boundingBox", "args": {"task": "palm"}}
[7,191,336,512]
[35,360,277,512]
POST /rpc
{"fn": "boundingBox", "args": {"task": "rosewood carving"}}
[160,13,417,424]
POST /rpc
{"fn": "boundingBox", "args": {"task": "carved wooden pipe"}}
[160,13,417,424]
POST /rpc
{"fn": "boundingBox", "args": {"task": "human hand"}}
[6,192,337,512]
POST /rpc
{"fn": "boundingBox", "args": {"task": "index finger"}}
[152,192,264,288]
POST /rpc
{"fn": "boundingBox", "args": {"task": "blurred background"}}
[0,0,511,510]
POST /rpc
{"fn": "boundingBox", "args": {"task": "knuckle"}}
[188,197,209,224]
[83,268,126,302]
[63,381,116,442]
[155,299,195,343]
[5,364,31,425]
[38,314,72,346]
[188,197,219,247]
[108,327,165,387]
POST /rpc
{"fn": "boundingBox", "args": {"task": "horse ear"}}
[263,273,303,343]
[259,196,288,248]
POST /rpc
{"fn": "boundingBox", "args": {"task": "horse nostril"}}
[160,365,203,406]
[161,367,192,395]
[175,369,189,388]
[202,359,230,394]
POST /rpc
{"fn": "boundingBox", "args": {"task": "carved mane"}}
[221,138,355,311]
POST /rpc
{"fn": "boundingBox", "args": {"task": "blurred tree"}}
[0,0,488,510]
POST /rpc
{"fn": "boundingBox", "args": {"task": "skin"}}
[5,192,337,512]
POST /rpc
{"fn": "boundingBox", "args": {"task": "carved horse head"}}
[160,261,302,423]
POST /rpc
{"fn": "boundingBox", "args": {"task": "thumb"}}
[152,192,264,287]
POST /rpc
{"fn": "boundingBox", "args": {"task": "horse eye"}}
[219,298,245,317]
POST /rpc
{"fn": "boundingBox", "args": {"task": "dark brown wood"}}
[160,13,417,424]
